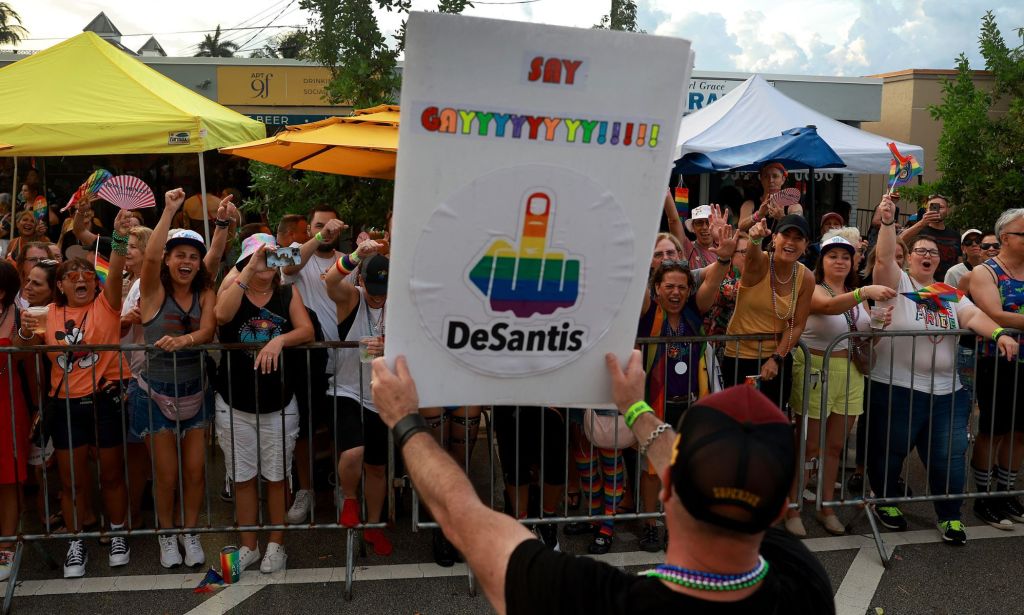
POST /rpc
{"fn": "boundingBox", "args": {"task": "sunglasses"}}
[1004,232,1024,239]
[62,270,97,282]
[660,259,690,268]
[981,242,1001,250]
[961,239,978,246]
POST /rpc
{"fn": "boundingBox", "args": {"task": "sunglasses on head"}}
[660,259,689,268]
[62,270,96,282]
[981,242,1001,250]
[927,193,949,202]
[36,259,58,268]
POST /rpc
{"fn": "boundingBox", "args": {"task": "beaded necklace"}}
[662,312,688,360]
[640,557,769,592]
[769,255,798,354]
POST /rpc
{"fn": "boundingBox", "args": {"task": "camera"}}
[266,246,301,268]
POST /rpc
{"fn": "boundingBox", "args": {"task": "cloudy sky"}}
[9,1,1023,76]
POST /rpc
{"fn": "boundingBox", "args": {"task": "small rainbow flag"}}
[674,186,689,219]
[887,143,922,192]
[902,282,963,316]
[94,244,110,288]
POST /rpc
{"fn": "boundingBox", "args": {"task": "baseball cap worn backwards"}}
[670,385,795,534]
[362,254,389,296]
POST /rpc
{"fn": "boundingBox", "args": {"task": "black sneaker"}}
[563,521,597,536]
[63,539,88,578]
[872,505,908,531]
[588,534,612,555]
[536,524,560,552]
[432,529,456,568]
[638,525,662,552]
[997,495,1024,523]
[974,498,1014,530]
[937,520,967,545]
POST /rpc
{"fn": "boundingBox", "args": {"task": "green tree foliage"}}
[917,11,1024,231]
[0,3,27,46]
[194,25,240,57]
[248,30,309,59]
[594,0,642,32]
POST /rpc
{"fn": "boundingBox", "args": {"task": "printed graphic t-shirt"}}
[216,286,295,413]
[44,293,129,399]
[869,270,976,394]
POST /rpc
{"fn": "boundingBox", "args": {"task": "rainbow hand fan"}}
[902,282,963,316]
[62,169,112,212]
[771,187,801,209]
[97,175,156,210]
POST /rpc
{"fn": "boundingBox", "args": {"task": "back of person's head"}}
[669,385,794,537]
[239,222,272,242]
[0,261,19,310]
[277,214,306,242]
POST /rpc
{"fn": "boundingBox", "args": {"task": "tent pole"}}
[807,167,816,227]
[198,151,210,244]
[9,157,16,245]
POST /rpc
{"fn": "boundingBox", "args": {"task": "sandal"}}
[588,534,613,555]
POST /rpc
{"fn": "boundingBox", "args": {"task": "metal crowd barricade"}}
[817,328,1024,566]
[0,333,813,611]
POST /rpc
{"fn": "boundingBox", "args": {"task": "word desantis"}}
[419,106,662,149]
[468,191,579,317]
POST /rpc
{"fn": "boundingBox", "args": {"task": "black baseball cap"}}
[362,254,389,296]
[670,385,795,534]
[775,214,811,239]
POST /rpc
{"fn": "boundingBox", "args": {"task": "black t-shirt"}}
[917,225,961,281]
[505,528,834,615]
[216,286,296,413]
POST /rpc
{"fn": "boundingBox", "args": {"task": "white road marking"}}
[184,585,265,615]
[834,548,887,615]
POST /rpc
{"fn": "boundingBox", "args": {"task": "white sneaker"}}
[238,545,261,572]
[108,536,130,567]
[0,550,14,581]
[158,534,182,569]
[287,489,313,524]
[179,533,205,567]
[260,542,287,573]
[63,539,87,578]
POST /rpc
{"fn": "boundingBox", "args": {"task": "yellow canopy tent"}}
[0,31,266,239]
[220,105,398,179]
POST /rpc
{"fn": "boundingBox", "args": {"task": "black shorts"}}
[976,356,1024,436]
[720,354,795,412]
[493,406,566,487]
[331,395,389,466]
[48,381,128,450]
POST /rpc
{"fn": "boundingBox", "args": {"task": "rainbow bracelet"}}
[624,400,653,429]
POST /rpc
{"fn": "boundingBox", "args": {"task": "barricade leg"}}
[344,528,354,601]
[864,506,893,568]
[1,541,22,615]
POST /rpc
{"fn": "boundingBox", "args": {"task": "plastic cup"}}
[25,306,48,335]
[359,336,376,364]
[870,306,887,330]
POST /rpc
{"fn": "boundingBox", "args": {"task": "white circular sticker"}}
[411,164,634,377]
[675,361,687,376]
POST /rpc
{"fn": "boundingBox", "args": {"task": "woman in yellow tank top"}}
[724,214,815,409]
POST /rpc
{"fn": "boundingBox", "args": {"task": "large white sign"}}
[386,12,692,407]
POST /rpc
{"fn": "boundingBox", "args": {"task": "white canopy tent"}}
[674,75,923,175]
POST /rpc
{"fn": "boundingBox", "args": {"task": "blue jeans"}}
[129,376,211,439]
[867,382,969,521]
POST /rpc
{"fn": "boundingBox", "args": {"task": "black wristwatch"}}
[770,353,785,365]
[392,414,430,450]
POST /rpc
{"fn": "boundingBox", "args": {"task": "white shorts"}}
[215,394,299,483]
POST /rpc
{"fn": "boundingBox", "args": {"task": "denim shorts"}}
[129,376,211,439]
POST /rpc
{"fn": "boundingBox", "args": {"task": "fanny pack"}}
[137,376,204,422]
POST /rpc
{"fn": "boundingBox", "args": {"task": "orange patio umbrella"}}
[219,105,398,180]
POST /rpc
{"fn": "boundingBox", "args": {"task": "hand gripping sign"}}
[468,191,580,318]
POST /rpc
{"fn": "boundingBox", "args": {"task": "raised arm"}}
[899,208,940,243]
[71,196,99,247]
[104,210,132,311]
[325,239,380,310]
[204,197,237,276]
[810,284,896,315]
[282,218,348,277]
[371,356,534,615]
[662,190,685,247]
[141,188,184,321]
[872,196,901,290]
[695,224,739,314]
[739,219,770,286]
[216,244,267,325]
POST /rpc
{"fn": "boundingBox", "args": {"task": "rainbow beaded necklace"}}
[640,556,769,592]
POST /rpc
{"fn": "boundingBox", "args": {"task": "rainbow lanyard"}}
[640,556,769,592]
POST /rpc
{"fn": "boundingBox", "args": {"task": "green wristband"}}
[624,400,653,429]
[853,288,862,303]
[315,231,325,243]
[993,327,1006,342]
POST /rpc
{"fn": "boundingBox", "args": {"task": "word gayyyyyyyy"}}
[446,320,584,352]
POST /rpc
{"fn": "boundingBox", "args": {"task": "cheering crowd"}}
[0,162,1023,593]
